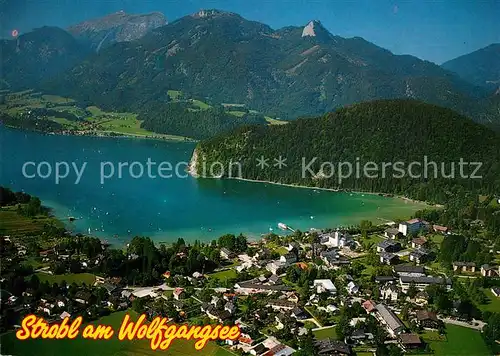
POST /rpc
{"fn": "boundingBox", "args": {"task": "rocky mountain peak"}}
[192,9,238,19]
[67,11,167,51]
[302,20,328,37]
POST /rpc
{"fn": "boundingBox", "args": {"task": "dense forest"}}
[138,102,267,139]
[1,112,64,133]
[194,99,500,204]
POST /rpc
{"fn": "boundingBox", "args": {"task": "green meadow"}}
[423,324,490,356]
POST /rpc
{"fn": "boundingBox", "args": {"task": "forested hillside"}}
[0,27,90,90]
[138,102,267,139]
[194,100,500,203]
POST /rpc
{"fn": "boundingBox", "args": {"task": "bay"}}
[0,126,425,244]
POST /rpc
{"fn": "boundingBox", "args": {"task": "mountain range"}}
[442,44,500,91]
[1,9,499,129]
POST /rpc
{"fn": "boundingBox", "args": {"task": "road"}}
[128,283,227,298]
[439,316,485,330]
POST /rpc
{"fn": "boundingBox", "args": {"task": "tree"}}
[457,299,480,320]
[29,274,40,290]
[360,220,373,238]
[335,313,351,341]
[132,298,146,313]
[286,265,301,283]
[296,330,318,356]
[387,344,403,356]
[401,305,410,321]
[198,287,213,303]
[483,313,500,352]
[235,234,248,252]
[308,232,320,257]
[218,234,236,251]
[407,282,418,298]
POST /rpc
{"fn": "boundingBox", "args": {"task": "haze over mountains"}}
[1,9,499,126]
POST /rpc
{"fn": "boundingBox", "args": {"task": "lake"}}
[0,126,426,244]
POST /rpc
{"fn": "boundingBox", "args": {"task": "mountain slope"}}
[45,10,493,124]
[67,11,167,51]
[442,44,500,90]
[0,27,90,90]
[192,100,500,203]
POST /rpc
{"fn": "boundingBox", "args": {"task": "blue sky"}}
[1,0,499,64]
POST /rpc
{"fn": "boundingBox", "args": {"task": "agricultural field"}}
[1,90,81,115]
[265,116,288,125]
[0,91,190,141]
[227,110,246,117]
[167,90,183,100]
[0,310,233,356]
[1,89,287,141]
[0,207,63,236]
[166,89,287,125]
[190,99,211,110]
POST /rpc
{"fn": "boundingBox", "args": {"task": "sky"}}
[0,0,498,64]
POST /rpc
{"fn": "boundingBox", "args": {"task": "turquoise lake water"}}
[0,126,425,244]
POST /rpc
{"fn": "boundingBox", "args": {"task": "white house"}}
[349,317,367,327]
[384,228,401,239]
[220,248,235,260]
[320,231,353,248]
[317,304,338,313]
[398,219,427,236]
[347,281,359,294]
[266,260,286,274]
[280,253,297,264]
[287,242,299,252]
[314,279,337,294]
[380,284,399,301]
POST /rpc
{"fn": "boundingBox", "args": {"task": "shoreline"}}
[188,148,440,209]
[2,125,197,143]
[215,176,438,207]
[43,177,428,249]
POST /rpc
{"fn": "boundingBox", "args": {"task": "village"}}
[3,211,500,356]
